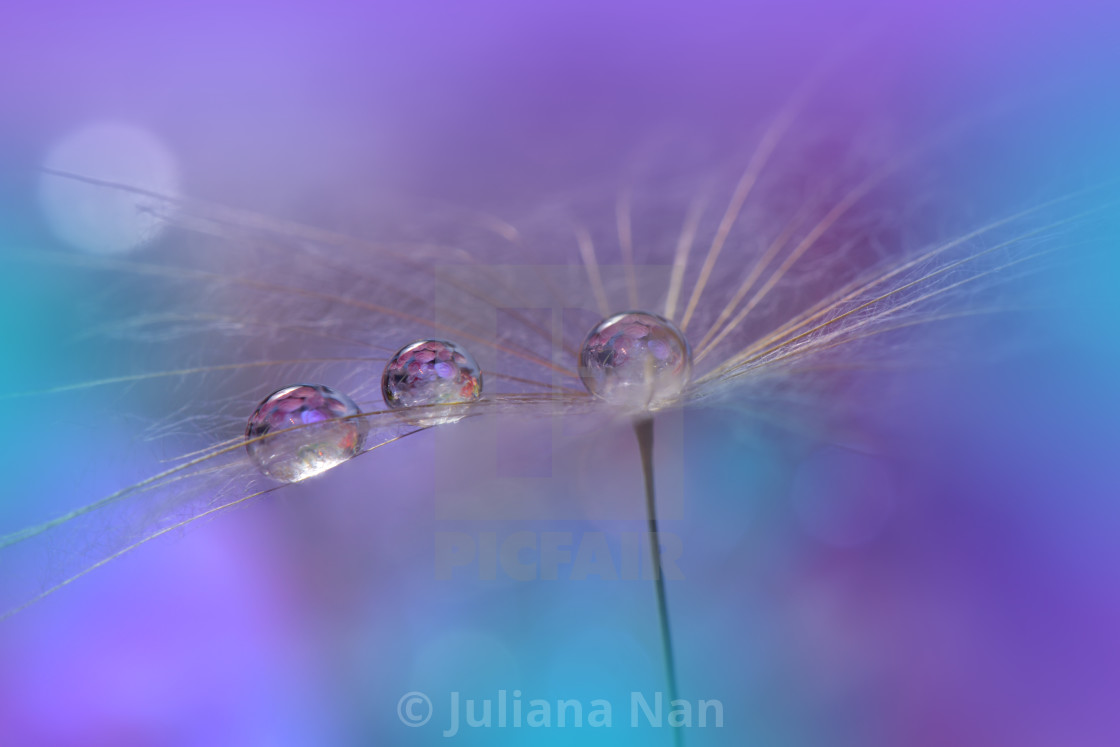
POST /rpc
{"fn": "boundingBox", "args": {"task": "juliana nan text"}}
[441,690,723,737]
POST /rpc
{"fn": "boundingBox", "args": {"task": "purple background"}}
[2,2,1119,746]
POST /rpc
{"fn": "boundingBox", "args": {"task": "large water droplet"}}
[579,311,692,410]
[245,384,367,482]
[382,339,483,425]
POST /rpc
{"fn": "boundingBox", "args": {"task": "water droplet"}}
[579,311,692,410]
[382,340,483,425]
[245,384,367,482]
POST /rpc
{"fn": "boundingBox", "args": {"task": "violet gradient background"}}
[1,1,1120,746]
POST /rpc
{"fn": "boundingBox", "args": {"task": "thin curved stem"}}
[634,417,683,747]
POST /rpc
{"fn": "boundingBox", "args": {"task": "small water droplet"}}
[245,384,367,482]
[579,311,692,410]
[382,339,483,425]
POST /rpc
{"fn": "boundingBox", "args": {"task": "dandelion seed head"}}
[245,384,367,483]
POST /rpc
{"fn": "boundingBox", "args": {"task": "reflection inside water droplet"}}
[245,384,367,482]
[381,339,483,425]
[578,311,692,411]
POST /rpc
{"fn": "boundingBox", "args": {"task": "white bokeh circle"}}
[38,122,179,254]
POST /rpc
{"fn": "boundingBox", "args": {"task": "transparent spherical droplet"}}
[245,384,367,482]
[382,339,483,425]
[579,311,692,410]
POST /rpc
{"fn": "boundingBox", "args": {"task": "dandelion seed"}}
[2,114,1110,666]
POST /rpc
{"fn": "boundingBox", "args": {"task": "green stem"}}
[634,417,684,747]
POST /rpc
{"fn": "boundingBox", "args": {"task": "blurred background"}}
[1,1,1119,745]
